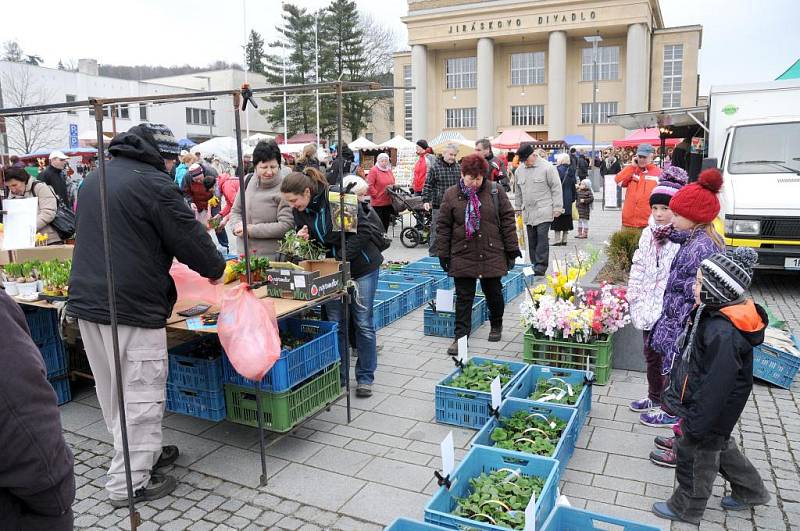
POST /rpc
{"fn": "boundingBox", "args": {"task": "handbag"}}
[34,182,76,240]
[572,203,579,221]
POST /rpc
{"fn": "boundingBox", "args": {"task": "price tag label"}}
[490,376,502,411]
[294,275,306,288]
[523,491,536,531]
[457,336,469,364]
[436,288,455,312]
[441,431,455,477]
[523,266,535,277]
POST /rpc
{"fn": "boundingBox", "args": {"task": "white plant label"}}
[294,275,306,288]
[436,288,455,312]
[440,431,455,477]
[524,491,536,531]
[523,266,535,277]
[490,376,502,410]
[457,336,469,364]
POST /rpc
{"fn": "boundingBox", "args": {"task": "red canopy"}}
[612,128,681,148]
[491,129,538,150]
[287,133,318,144]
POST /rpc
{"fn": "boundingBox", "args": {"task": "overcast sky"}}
[3,0,797,94]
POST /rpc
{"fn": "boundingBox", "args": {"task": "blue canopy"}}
[178,138,196,149]
[562,134,592,146]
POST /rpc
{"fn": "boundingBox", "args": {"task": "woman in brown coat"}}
[437,154,520,355]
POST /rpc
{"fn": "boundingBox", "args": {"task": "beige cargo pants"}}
[78,320,168,500]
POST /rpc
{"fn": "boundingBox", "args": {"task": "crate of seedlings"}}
[471,398,577,476]
[541,506,661,531]
[222,319,339,393]
[435,357,527,429]
[506,365,593,437]
[424,446,560,531]
[169,336,225,392]
[424,297,486,338]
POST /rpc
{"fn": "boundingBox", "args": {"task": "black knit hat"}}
[650,166,688,207]
[129,123,181,160]
[699,247,758,305]
[416,139,429,150]
[517,143,534,162]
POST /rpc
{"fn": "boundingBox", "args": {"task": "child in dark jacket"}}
[575,178,593,239]
[652,247,770,525]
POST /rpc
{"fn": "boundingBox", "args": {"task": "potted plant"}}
[231,254,271,283]
[276,230,327,264]
[14,261,40,296]
[2,263,23,296]
[40,259,71,300]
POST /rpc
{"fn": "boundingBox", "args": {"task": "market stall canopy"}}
[491,129,537,149]
[777,57,800,80]
[562,134,592,146]
[349,136,380,151]
[429,131,470,146]
[612,128,682,148]
[178,138,196,150]
[287,133,318,144]
[246,133,274,145]
[609,106,708,133]
[277,143,307,155]
[432,139,474,159]
[19,147,97,161]
[379,135,417,150]
[191,137,246,163]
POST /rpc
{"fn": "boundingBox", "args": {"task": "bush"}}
[599,228,641,283]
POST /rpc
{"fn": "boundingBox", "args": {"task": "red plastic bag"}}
[217,284,281,381]
[170,262,223,305]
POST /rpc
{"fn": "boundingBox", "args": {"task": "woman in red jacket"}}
[367,152,396,231]
[412,139,434,194]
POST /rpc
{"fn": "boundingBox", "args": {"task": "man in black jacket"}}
[422,144,461,257]
[475,138,509,191]
[67,123,226,506]
[0,290,75,530]
[39,150,69,204]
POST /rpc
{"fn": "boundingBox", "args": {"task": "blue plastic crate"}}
[541,506,661,531]
[379,273,435,301]
[39,339,68,379]
[373,291,404,329]
[424,297,486,338]
[475,272,524,304]
[24,308,60,344]
[168,337,225,392]
[166,384,226,421]
[384,518,450,531]
[49,376,71,406]
[507,365,593,437]
[753,333,800,389]
[472,398,577,476]
[415,256,441,264]
[223,319,339,392]
[424,446,560,531]
[378,280,428,314]
[431,275,454,294]
[402,261,446,273]
[435,356,528,429]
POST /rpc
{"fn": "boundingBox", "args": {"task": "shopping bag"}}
[170,262,224,305]
[572,203,579,221]
[217,284,281,381]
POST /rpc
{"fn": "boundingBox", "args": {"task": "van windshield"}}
[728,122,800,174]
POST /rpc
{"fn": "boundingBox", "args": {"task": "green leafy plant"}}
[230,255,271,278]
[530,378,583,406]
[39,259,71,295]
[601,228,640,283]
[447,361,515,392]
[453,468,545,529]
[278,230,327,261]
[490,410,566,456]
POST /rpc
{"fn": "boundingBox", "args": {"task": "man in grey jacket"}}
[514,145,563,276]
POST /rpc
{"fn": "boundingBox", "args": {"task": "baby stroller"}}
[386,186,431,248]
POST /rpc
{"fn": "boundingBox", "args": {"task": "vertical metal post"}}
[315,17,321,147]
[233,92,268,486]
[282,42,288,145]
[336,82,352,423]
[591,39,598,164]
[93,101,140,530]
[207,78,213,138]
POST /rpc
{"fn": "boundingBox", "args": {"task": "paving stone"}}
[152,508,182,524]
[183,506,207,522]
[350,411,418,436]
[161,519,193,531]
[74,514,100,528]
[277,516,305,530]
[340,483,430,526]
[255,510,283,527]
[236,503,262,520]
[276,499,301,514]
[603,454,676,487]
[267,464,366,511]
[592,474,646,495]
[304,445,374,475]
[567,447,608,474]
[356,456,432,491]
[188,521,217,531]
[195,493,226,512]
[563,481,616,503]
[204,509,231,523]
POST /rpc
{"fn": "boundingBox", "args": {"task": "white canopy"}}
[191,137,247,163]
[348,136,380,151]
[429,131,470,146]
[246,133,274,145]
[379,135,417,150]
[278,143,307,155]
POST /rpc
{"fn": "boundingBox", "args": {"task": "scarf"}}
[652,223,673,246]
[459,179,481,240]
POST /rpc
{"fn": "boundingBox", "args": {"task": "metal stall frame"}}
[0,79,407,530]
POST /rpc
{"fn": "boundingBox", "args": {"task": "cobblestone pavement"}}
[62,203,800,530]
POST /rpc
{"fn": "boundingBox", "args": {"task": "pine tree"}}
[245,30,266,74]
[2,40,24,62]
[57,59,65,70]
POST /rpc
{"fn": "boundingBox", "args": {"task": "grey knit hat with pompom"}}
[699,247,758,305]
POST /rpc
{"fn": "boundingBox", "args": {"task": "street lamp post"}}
[194,75,213,138]
[584,34,602,166]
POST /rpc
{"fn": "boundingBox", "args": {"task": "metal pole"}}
[336,82,352,423]
[207,77,213,138]
[282,42,288,145]
[243,0,250,140]
[315,16,321,147]
[233,92,269,485]
[591,39,598,165]
[93,102,140,530]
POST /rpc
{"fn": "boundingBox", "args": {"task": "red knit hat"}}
[669,168,723,224]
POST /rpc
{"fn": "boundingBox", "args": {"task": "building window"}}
[139,103,148,121]
[88,97,110,118]
[365,132,374,142]
[186,107,216,126]
[446,57,477,90]
[662,44,683,109]
[580,102,618,124]
[66,94,77,115]
[581,46,619,81]
[510,52,545,85]
[446,107,476,129]
[511,105,545,126]
[116,104,129,120]
[403,64,412,140]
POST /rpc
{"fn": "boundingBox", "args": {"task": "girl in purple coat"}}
[641,169,725,433]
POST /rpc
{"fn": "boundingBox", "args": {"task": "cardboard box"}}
[265,259,349,300]
[1,243,74,265]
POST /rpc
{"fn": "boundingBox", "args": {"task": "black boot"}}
[447,340,459,356]
[488,325,502,342]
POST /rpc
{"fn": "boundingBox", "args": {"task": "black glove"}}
[439,256,450,272]
[506,250,522,270]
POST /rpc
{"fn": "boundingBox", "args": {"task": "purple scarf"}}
[459,179,481,240]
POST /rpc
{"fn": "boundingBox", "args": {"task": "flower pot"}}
[17,281,39,296]
[3,281,19,296]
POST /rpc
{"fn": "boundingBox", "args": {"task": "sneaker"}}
[652,501,692,523]
[640,409,679,428]
[629,397,660,412]
[488,326,502,342]
[654,435,674,451]
[721,494,770,511]
[154,445,179,470]
[650,449,677,468]
[355,383,373,398]
[109,474,177,508]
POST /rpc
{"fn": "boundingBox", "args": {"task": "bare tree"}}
[1,64,62,154]
[2,40,24,62]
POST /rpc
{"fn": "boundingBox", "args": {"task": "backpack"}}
[326,161,358,185]
[362,203,391,252]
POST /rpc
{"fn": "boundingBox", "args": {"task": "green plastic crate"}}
[224,363,342,432]
[523,329,613,385]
